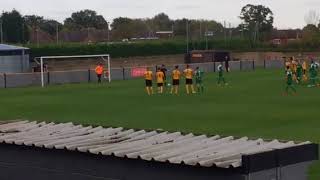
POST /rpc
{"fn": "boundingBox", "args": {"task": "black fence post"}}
[213,62,216,72]
[3,73,6,88]
[122,67,125,80]
[88,69,91,83]
[264,60,266,69]
[253,60,255,70]
[240,61,243,71]
[47,72,50,85]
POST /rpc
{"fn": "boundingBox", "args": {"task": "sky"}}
[1,0,320,29]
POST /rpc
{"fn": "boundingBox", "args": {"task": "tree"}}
[24,15,43,29]
[172,19,188,36]
[240,4,274,42]
[1,9,29,43]
[64,9,108,30]
[25,15,62,36]
[40,20,63,36]
[302,24,320,42]
[152,13,172,31]
[305,10,320,26]
[111,17,149,40]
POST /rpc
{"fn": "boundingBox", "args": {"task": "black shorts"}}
[97,74,102,78]
[157,83,164,87]
[172,79,180,86]
[186,79,193,85]
[145,80,152,87]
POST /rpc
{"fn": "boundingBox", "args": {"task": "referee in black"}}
[160,64,168,85]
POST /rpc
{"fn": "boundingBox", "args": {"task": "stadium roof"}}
[0,121,315,169]
[0,44,29,51]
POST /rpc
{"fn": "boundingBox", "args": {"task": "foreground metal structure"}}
[0,121,318,180]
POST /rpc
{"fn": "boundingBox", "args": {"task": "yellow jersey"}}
[285,61,291,68]
[302,61,307,70]
[292,60,297,72]
[184,68,193,79]
[156,71,165,83]
[172,70,181,80]
[144,70,153,80]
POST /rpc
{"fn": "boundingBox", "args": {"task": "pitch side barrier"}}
[0,60,285,88]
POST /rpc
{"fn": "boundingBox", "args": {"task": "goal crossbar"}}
[39,54,111,87]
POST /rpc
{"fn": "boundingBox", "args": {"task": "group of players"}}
[143,63,228,95]
[285,57,319,95]
[144,65,203,95]
[143,57,319,96]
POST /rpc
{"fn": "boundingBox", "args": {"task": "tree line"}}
[1,5,320,48]
[0,9,224,44]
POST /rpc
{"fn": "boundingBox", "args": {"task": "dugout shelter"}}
[0,121,317,180]
[186,50,231,64]
[0,44,30,73]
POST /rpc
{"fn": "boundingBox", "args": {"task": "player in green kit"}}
[296,61,303,84]
[195,67,204,93]
[285,67,297,95]
[217,63,227,86]
[308,61,319,87]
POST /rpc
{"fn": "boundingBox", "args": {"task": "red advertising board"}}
[131,67,147,77]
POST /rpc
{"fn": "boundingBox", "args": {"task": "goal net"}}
[34,54,111,87]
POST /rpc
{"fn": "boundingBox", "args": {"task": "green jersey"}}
[286,70,293,85]
[217,64,224,77]
[309,63,318,78]
[296,64,303,77]
[195,70,204,83]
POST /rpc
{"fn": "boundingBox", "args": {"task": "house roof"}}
[0,44,29,51]
[0,121,315,169]
[156,31,174,34]
[271,29,302,39]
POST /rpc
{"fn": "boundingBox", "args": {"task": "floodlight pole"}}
[108,56,111,83]
[205,26,208,50]
[186,20,189,54]
[199,21,202,39]
[56,22,59,44]
[107,21,110,43]
[40,57,44,87]
[36,28,39,48]
[0,19,3,44]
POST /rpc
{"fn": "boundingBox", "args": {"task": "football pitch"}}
[0,69,319,179]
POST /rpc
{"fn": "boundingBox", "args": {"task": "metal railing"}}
[0,60,285,88]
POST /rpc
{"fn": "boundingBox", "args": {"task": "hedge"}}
[27,39,320,59]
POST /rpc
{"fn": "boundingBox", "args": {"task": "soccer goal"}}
[36,54,111,87]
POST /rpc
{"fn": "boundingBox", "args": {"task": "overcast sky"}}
[1,0,320,29]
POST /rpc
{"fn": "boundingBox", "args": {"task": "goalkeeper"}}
[195,67,204,93]
[95,63,104,84]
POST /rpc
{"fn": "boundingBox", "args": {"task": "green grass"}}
[0,69,319,179]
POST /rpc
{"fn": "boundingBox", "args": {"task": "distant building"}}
[270,29,302,45]
[155,31,174,39]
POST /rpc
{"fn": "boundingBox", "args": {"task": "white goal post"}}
[39,54,111,87]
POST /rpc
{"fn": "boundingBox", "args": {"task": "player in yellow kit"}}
[183,65,196,94]
[170,65,181,95]
[291,58,298,81]
[144,67,153,95]
[302,60,308,82]
[285,59,291,70]
[156,67,165,94]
